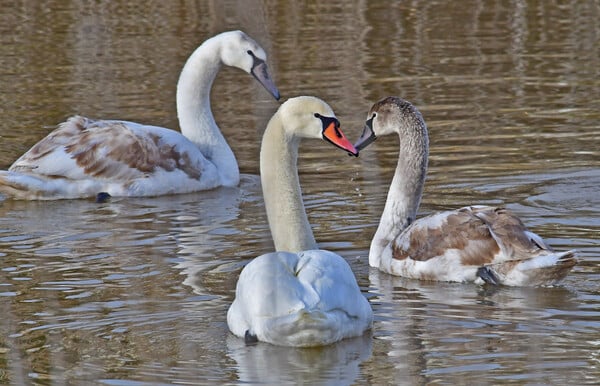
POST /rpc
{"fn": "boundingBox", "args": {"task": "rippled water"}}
[0,1,598,385]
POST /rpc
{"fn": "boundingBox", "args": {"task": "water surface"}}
[0,1,598,384]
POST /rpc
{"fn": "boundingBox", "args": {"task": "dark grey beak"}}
[353,116,377,153]
[251,58,280,100]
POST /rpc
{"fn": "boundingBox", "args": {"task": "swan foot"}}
[244,330,258,345]
[477,266,500,285]
[96,192,111,203]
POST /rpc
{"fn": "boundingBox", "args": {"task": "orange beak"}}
[323,122,359,156]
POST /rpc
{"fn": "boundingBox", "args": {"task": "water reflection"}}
[0,0,599,384]
[173,175,267,298]
[0,176,267,384]
[226,333,372,385]
[368,269,595,384]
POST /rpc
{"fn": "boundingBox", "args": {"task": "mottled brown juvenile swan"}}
[355,96,577,286]
[0,30,279,200]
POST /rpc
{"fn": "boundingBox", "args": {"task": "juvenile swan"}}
[354,96,577,286]
[0,30,280,200]
[227,96,373,347]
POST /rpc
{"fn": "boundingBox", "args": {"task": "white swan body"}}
[227,96,373,347]
[228,250,373,346]
[355,96,577,286]
[0,30,279,200]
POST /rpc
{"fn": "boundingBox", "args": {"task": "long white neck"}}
[176,37,239,186]
[260,113,317,252]
[369,128,428,262]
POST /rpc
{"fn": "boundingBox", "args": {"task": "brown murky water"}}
[0,1,598,384]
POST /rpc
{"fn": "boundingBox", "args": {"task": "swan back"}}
[227,250,373,347]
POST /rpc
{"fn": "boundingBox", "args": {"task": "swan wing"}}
[391,206,502,265]
[11,116,211,180]
[2,116,220,198]
[385,206,570,282]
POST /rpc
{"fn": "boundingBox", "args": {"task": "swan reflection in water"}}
[226,332,372,385]
[368,268,580,381]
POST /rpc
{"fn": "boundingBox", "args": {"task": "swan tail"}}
[477,250,577,287]
[254,309,370,347]
[0,171,82,200]
[0,171,46,199]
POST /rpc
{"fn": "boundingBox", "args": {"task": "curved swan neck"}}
[260,113,317,252]
[176,36,238,185]
[370,118,429,257]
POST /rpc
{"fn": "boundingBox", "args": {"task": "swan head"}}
[278,96,358,156]
[219,30,280,100]
[354,96,427,153]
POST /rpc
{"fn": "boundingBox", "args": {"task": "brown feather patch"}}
[15,116,88,164]
[473,207,547,257]
[65,123,159,177]
[11,116,203,181]
[392,208,501,266]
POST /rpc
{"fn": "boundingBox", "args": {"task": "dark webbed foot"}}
[95,192,111,203]
[244,330,258,345]
[477,266,500,285]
